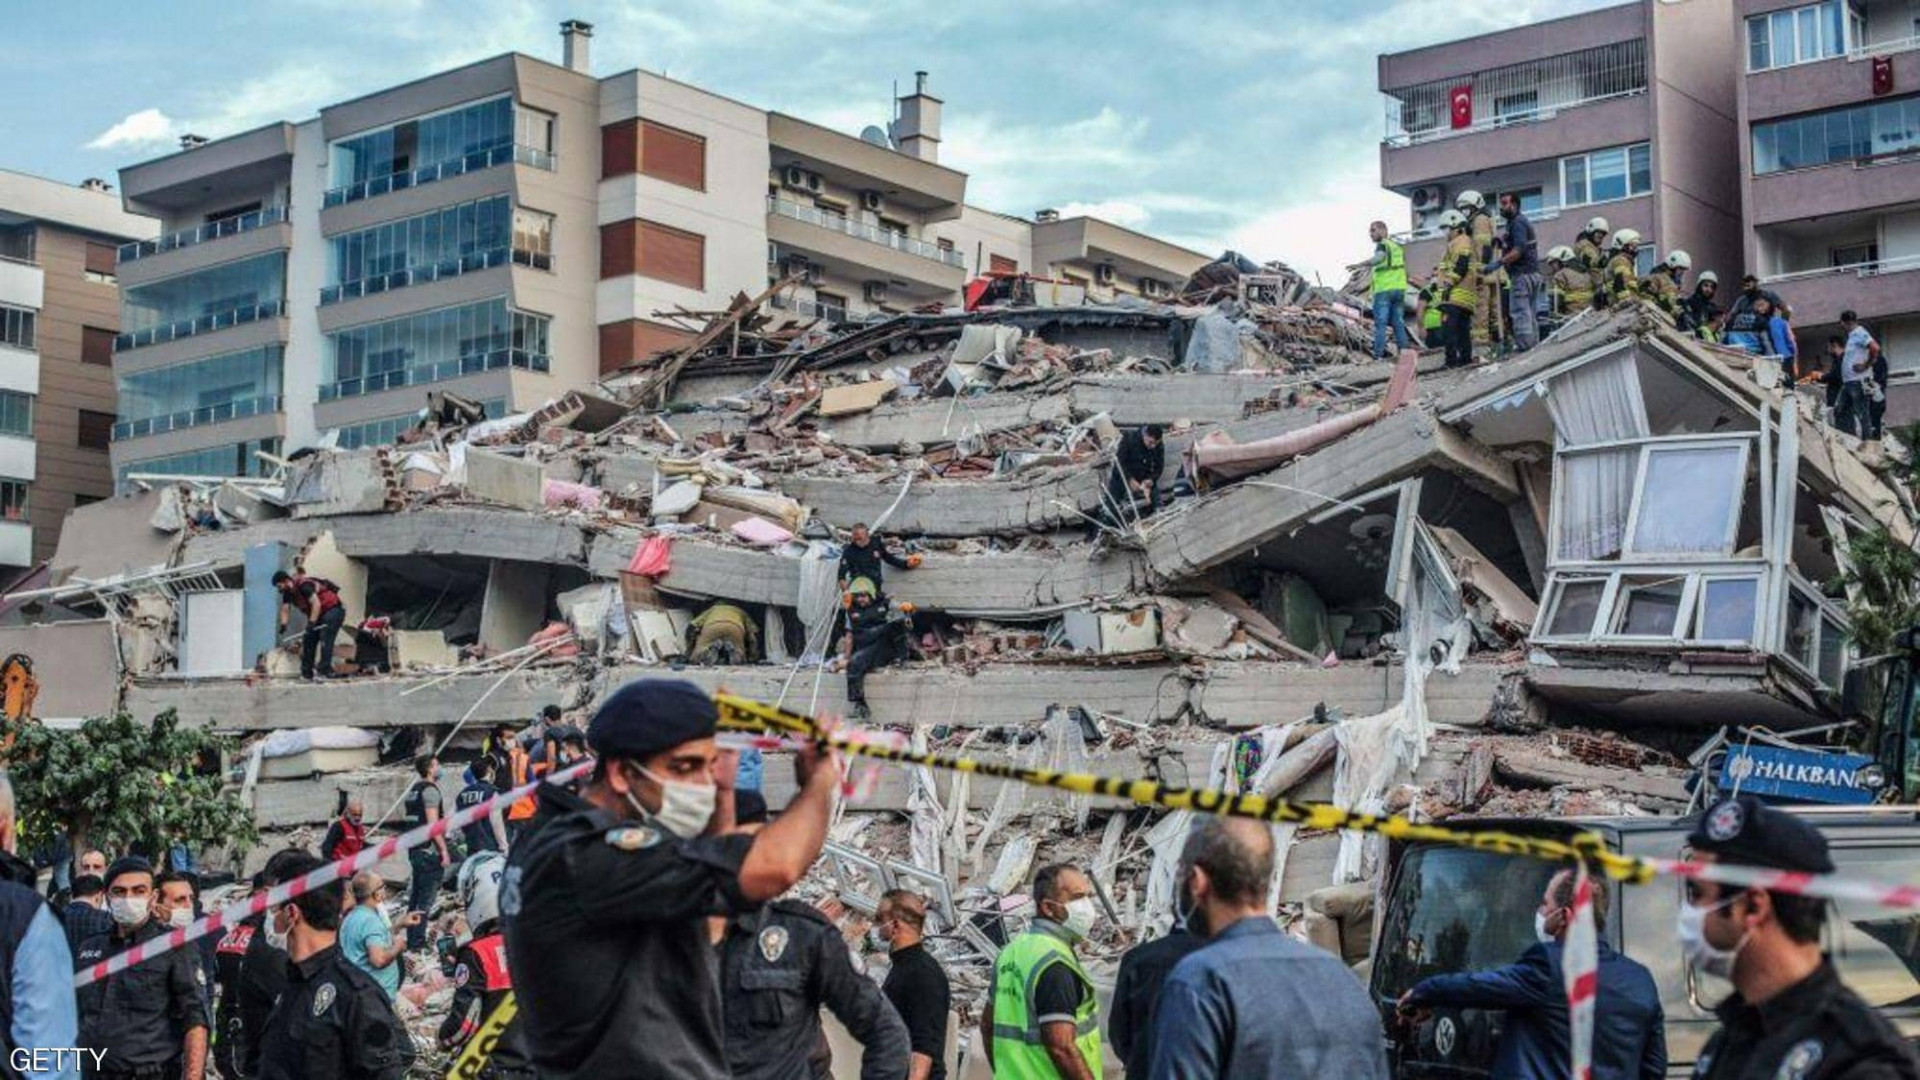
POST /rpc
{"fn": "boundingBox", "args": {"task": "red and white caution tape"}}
[74,760,594,988]
[1562,863,1598,1080]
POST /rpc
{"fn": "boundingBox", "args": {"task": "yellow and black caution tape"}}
[446,995,518,1080]
[714,692,1659,886]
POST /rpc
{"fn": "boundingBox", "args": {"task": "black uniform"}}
[403,777,445,950]
[881,942,952,1080]
[438,929,534,1078]
[501,781,755,1079]
[253,943,411,1080]
[74,919,211,1078]
[1105,428,1165,520]
[840,537,912,593]
[1692,961,1919,1080]
[213,915,272,1080]
[721,900,909,1080]
[843,600,910,711]
[457,780,503,854]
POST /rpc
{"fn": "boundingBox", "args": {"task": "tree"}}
[1,709,256,861]
[1837,525,1920,657]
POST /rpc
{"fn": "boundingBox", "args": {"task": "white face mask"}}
[166,905,194,929]
[625,764,717,840]
[263,906,290,951]
[868,925,890,952]
[1677,896,1747,978]
[1534,909,1556,944]
[1062,897,1099,940]
[108,896,149,928]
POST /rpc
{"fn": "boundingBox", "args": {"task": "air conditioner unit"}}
[804,263,823,285]
[1410,185,1444,212]
[860,190,884,213]
[862,281,888,304]
[1094,264,1117,286]
[782,254,811,280]
[1139,277,1166,298]
[781,164,808,190]
[804,171,824,194]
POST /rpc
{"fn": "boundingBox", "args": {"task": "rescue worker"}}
[504,729,541,843]
[1414,269,1446,350]
[837,577,913,721]
[1574,216,1610,282]
[319,795,367,864]
[1642,249,1691,319]
[980,863,1104,1080]
[1684,271,1723,340]
[1457,190,1503,352]
[1546,246,1593,317]
[75,856,211,1080]
[500,677,842,1079]
[252,853,412,1080]
[1435,209,1479,369]
[457,757,507,855]
[1685,795,1920,1079]
[217,850,303,1080]
[439,853,533,1079]
[718,797,910,1080]
[840,523,920,594]
[687,601,760,666]
[272,570,346,681]
[1101,424,1164,529]
[1601,229,1643,308]
[1367,220,1412,359]
[403,754,451,951]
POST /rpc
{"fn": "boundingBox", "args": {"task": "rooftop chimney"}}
[891,70,942,163]
[561,19,594,74]
[1035,209,1060,224]
[179,134,209,151]
[79,178,113,194]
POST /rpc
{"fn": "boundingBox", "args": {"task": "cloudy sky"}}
[6,0,1602,282]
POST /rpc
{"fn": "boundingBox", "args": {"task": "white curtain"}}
[1546,351,1649,562]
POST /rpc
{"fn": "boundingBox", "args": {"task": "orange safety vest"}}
[506,744,539,821]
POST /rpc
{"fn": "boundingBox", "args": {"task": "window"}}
[515,105,555,155]
[1826,846,1920,1010]
[77,409,114,451]
[1786,590,1819,670]
[0,392,30,438]
[1494,91,1540,126]
[115,345,283,430]
[324,298,548,390]
[325,196,514,296]
[1696,578,1760,642]
[1746,1,1845,71]
[990,254,1019,275]
[330,97,514,189]
[121,252,285,340]
[1501,187,1547,215]
[814,291,849,323]
[1753,94,1920,174]
[1625,442,1748,556]
[1613,576,1689,637]
[1561,144,1653,207]
[0,480,25,522]
[1820,614,1847,687]
[0,224,33,265]
[638,120,706,191]
[512,209,554,270]
[84,242,117,282]
[81,326,114,367]
[1545,579,1607,637]
[0,306,34,351]
[115,438,282,488]
[1374,846,1569,999]
[1833,242,1879,268]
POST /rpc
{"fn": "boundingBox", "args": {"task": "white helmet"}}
[1663,250,1692,270]
[1455,190,1486,212]
[459,851,508,930]
[1547,245,1576,263]
[1584,216,1610,236]
[1612,228,1643,250]
[1698,270,1719,285]
[1437,209,1468,230]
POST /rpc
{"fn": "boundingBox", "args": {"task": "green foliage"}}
[1837,525,1920,657]
[1,709,256,858]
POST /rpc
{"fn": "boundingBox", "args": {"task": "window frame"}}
[0,479,26,522]
[1621,437,1752,561]
[1692,574,1765,646]
[1558,143,1654,210]
[1606,574,1700,642]
[0,391,32,439]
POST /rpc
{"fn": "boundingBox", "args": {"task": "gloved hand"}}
[1481,261,1502,276]
[906,554,923,568]
[897,602,917,614]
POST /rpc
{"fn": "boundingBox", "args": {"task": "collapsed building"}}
[3,285,1911,1054]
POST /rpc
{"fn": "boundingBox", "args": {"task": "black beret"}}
[1686,794,1834,875]
[735,789,770,826]
[588,678,718,760]
[104,855,155,889]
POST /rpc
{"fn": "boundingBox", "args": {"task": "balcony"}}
[0,520,30,568]
[115,300,287,353]
[319,348,549,402]
[769,293,849,324]
[112,394,282,442]
[0,256,42,312]
[118,206,287,264]
[766,198,967,297]
[1762,253,1920,325]
[767,197,963,267]
[322,144,554,209]
[319,248,551,306]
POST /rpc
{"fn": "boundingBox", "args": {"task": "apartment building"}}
[0,171,153,571]
[1736,0,1920,424]
[1377,0,1744,288]
[111,22,1208,482]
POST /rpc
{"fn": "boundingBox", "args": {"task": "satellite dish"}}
[860,125,891,148]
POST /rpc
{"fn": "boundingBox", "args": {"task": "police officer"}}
[1685,795,1920,1080]
[403,754,450,951]
[75,856,211,1080]
[839,578,913,721]
[439,852,533,1079]
[215,850,302,1080]
[252,852,412,1080]
[502,677,842,1079]
[718,796,909,1080]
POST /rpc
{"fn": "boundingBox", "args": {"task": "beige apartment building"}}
[0,171,153,572]
[110,22,1208,482]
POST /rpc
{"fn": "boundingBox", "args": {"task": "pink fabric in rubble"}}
[627,536,672,578]
[543,478,603,511]
[730,517,794,546]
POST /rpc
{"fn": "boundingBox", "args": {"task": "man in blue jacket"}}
[1399,868,1666,1080]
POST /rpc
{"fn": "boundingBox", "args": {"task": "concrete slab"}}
[48,490,179,582]
[329,509,589,566]
[1070,374,1285,425]
[820,393,1072,450]
[286,450,391,519]
[479,559,549,653]
[778,469,1106,536]
[465,449,545,510]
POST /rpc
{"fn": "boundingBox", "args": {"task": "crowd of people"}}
[2,680,1916,1078]
[1370,194,1893,444]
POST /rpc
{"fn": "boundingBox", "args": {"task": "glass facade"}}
[117,438,282,488]
[1747,1,1845,70]
[323,196,521,303]
[323,298,550,399]
[335,398,505,450]
[0,391,31,438]
[1753,94,1920,173]
[119,253,286,348]
[113,345,283,439]
[325,98,556,206]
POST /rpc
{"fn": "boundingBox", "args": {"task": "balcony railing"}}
[1763,252,1920,285]
[112,394,281,441]
[1384,38,1648,146]
[115,300,287,352]
[118,206,288,264]
[767,196,965,268]
[319,348,550,401]
[319,248,550,305]
[769,293,849,323]
[1850,31,1920,60]
[322,144,556,208]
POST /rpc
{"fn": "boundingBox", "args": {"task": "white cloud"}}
[86,108,181,151]
[1226,168,1409,286]
[1055,200,1153,229]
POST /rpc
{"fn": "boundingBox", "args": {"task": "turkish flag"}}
[1450,84,1474,129]
[1873,56,1894,96]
